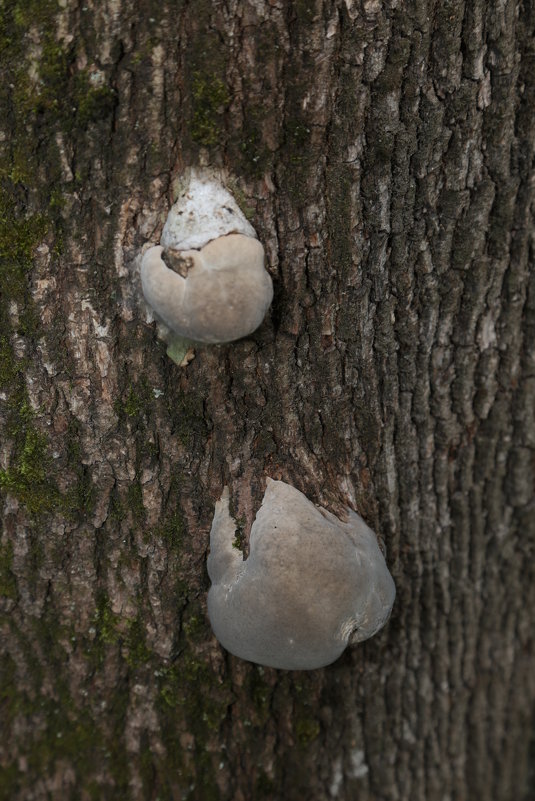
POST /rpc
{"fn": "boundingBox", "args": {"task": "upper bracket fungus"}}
[141,171,273,364]
[207,479,396,670]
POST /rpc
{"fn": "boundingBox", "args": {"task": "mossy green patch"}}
[114,378,154,422]
[283,118,312,165]
[228,102,273,179]
[0,194,49,360]
[74,75,117,127]
[0,611,130,797]
[8,0,58,35]
[326,165,353,277]
[294,716,321,746]
[0,336,24,388]
[291,677,321,747]
[279,67,317,202]
[8,32,116,133]
[85,595,147,671]
[155,508,185,551]
[0,419,61,516]
[190,71,230,147]
[156,655,229,794]
[0,541,17,599]
[0,198,50,265]
[231,514,246,551]
[154,603,233,798]
[93,593,120,646]
[124,615,152,669]
[0,22,66,517]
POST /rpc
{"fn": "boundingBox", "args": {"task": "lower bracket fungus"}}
[207,479,396,670]
[140,171,273,364]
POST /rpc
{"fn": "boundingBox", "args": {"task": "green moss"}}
[0,195,50,294]
[94,594,120,646]
[326,166,353,277]
[0,612,131,796]
[154,605,233,797]
[33,36,73,118]
[124,616,152,669]
[0,763,19,801]
[226,180,255,220]
[122,386,143,417]
[190,71,230,146]
[0,336,23,388]
[11,34,116,131]
[294,716,321,745]
[0,423,61,515]
[283,118,312,165]
[108,489,126,523]
[74,77,117,126]
[139,742,156,798]
[0,104,63,520]
[0,541,16,599]
[232,514,246,550]
[130,38,156,67]
[291,678,321,746]
[86,598,151,672]
[9,0,58,34]
[157,657,229,732]
[0,654,22,798]
[182,614,207,643]
[114,378,154,422]
[25,700,101,778]
[156,508,185,550]
[4,590,233,798]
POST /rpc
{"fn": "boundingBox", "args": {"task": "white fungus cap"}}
[207,479,396,670]
[161,172,257,251]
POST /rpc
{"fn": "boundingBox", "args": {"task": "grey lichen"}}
[207,479,396,670]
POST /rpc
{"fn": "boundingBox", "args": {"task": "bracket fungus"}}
[207,479,396,670]
[141,171,273,363]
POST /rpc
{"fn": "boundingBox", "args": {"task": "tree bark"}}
[1,1,534,799]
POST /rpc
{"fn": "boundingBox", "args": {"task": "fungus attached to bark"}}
[141,234,272,344]
[140,171,273,362]
[207,479,396,670]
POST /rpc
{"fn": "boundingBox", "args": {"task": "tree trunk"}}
[1,1,534,799]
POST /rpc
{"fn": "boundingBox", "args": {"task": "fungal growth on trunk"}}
[140,170,273,364]
[207,479,396,670]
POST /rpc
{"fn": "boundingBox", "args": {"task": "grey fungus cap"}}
[140,171,273,345]
[141,235,273,344]
[207,479,396,670]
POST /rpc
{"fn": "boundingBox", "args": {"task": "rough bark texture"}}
[1,1,534,799]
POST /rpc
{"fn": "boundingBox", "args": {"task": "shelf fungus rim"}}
[207,478,396,671]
